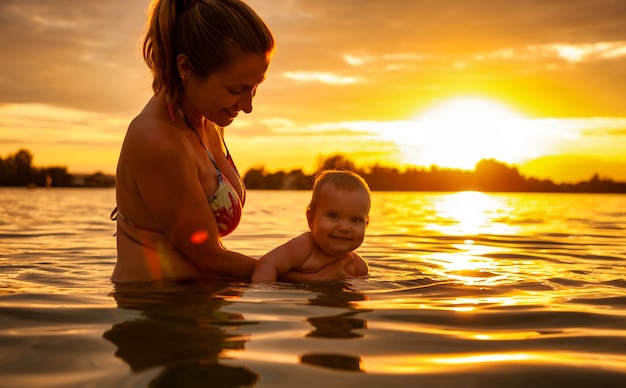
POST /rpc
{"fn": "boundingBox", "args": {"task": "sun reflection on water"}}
[361,351,626,374]
[419,192,522,287]
[428,191,519,236]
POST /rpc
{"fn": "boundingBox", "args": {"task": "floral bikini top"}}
[111,103,245,238]
[204,149,244,236]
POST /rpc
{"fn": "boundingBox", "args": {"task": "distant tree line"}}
[0,149,114,187]
[3,148,626,193]
[244,154,626,193]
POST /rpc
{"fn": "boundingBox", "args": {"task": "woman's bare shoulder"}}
[124,112,191,166]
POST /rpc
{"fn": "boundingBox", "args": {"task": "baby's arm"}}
[252,232,315,283]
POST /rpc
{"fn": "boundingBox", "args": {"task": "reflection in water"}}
[305,282,369,309]
[307,311,367,339]
[300,353,364,372]
[422,192,519,287]
[103,280,258,387]
[430,191,518,236]
[298,282,371,372]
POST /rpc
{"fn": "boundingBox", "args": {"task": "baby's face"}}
[307,185,370,258]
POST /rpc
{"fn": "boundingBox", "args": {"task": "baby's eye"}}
[352,217,364,223]
[327,213,339,219]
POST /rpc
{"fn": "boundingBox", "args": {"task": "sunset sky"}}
[1,0,625,182]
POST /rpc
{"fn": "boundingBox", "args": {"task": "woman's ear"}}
[177,54,193,80]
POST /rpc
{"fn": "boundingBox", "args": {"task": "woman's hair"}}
[307,170,371,214]
[142,0,275,104]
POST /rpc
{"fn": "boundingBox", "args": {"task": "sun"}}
[386,96,546,170]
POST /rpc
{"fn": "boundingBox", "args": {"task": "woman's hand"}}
[279,253,357,283]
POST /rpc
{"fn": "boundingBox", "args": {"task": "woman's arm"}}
[129,122,257,280]
[279,254,358,283]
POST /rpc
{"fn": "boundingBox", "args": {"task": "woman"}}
[112,0,355,283]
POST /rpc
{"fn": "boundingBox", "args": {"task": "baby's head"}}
[306,170,371,257]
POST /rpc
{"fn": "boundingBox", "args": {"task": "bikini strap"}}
[110,206,118,221]
[165,99,177,123]
[215,126,240,175]
[174,106,225,180]
[204,149,223,180]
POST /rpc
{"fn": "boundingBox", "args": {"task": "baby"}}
[252,170,371,283]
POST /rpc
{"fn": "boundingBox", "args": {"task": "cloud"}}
[478,41,626,63]
[232,117,383,139]
[283,71,365,85]
[2,0,625,117]
[256,0,626,51]
[338,41,626,75]
[0,103,126,144]
[344,53,432,67]
[247,0,626,119]
[0,0,149,114]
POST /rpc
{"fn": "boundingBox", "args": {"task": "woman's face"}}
[185,53,269,127]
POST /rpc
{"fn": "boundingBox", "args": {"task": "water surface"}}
[1,188,625,387]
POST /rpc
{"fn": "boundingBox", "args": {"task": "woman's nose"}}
[238,92,253,114]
